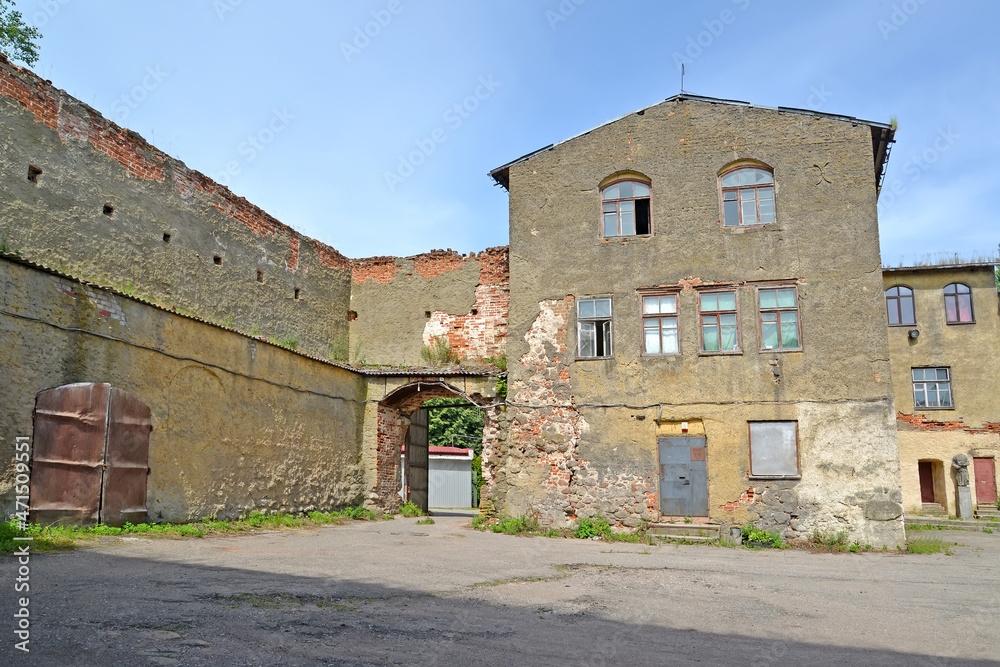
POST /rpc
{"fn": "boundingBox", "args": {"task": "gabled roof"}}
[488,94,895,194]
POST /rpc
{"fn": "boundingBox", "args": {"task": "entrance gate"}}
[29,383,151,526]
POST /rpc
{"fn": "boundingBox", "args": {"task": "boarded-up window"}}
[748,421,799,477]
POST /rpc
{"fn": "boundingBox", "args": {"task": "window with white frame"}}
[912,367,953,409]
[748,421,799,478]
[642,294,678,355]
[578,297,612,358]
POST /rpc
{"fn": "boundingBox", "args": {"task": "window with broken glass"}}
[720,167,775,226]
[642,294,679,355]
[912,368,953,409]
[943,283,974,324]
[885,285,915,326]
[578,297,612,358]
[700,291,740,353]
[758,286,800,351]
[601,180,651,237]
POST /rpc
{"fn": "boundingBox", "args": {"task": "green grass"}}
[415,518,435,525]
[472,514,541,535]
[906,536,954,555]
[399,502,424,518]
[0,507,383,554]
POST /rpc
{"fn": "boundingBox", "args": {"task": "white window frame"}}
[577,297,612,358]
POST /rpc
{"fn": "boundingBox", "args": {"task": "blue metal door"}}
[658,436,708,517]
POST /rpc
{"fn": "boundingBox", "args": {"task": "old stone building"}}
[883,262,1000,518]
[0,53,925,547]
[487,95,905,547]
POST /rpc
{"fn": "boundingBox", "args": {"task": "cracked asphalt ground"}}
[2,514,998,666]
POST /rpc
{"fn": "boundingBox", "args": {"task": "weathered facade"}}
[0,54,503,521]
[883,263,1000,517]
[0,53,933,547]
[488,96,905,546]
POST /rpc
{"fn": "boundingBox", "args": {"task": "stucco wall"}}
[0,255,367,521]
[884,266,1000,514]
[497,98,904,546]
[350,247,509,366]
[897,429,1000,515]
[0,55,352,360]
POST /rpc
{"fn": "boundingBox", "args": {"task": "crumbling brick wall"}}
[351,247,509,366]
[0,54,352,360]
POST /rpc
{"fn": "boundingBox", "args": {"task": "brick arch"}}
[372,381,489,513]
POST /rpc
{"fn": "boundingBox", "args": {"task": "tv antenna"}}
[681,63,686,94]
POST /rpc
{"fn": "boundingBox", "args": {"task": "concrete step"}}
[648,523,721,540]
[905,516,999,532]
[975,509,1000,519]
[652,534,717,544]
[921,503,947,517]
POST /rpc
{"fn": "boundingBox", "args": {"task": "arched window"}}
[886,286,915,326]
[719,165,775,226]
[601,178,651,237]
[943,283,974,323]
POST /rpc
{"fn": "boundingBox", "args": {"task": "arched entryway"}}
[373,380,493,514]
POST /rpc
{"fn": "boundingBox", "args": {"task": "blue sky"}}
[13,0,999,264]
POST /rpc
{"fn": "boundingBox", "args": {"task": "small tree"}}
[0,1,41,66]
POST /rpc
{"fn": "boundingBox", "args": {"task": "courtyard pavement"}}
[1,515,998,665]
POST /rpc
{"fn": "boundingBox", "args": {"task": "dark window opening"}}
[27,165,42,183]
[213,255,222,265]
[162,233,171,243]
[348,310,358,321]
[294,288,301,300]
[256,270,264,283]
[635,198,651,235]
[425,310,432,318]
[470,308,478,316]
[103,204,114,216]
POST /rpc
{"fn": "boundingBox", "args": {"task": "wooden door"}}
[973,457,997,505]
[918,461,935,503]
[658,436,708,517]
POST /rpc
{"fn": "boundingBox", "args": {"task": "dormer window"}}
[601,179,651,237]
[720,166,775,226]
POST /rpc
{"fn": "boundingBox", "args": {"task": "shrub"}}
[742,524,782,547]
[574,516,612,539]
[399,502,423,518]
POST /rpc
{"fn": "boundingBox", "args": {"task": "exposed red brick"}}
[897,412,1000,434]
[0,54,351,273]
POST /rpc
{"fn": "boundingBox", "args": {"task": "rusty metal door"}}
[658,436,708,517]
[100,388,152,526]
[29,383,110,524]
[974,457,997,505]
[29,383,151,526]
[407,408,429,513]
